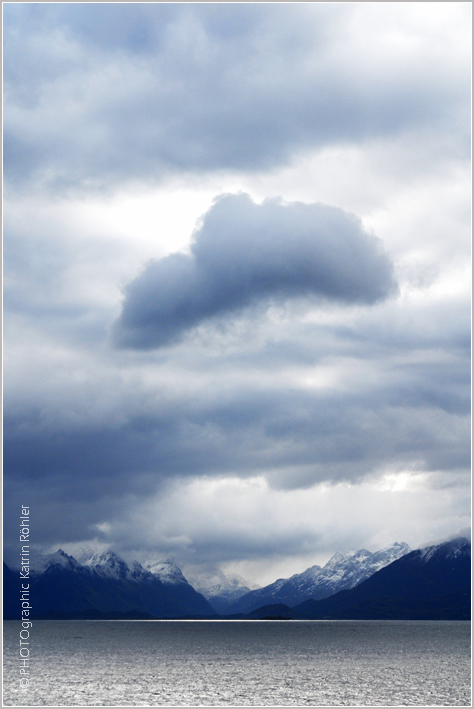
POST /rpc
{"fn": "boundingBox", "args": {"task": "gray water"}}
[3,620,471,706]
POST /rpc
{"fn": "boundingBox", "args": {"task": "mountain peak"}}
[31,549,81,574]
[228,541,412,615]
[418,537,471,564]
[143,559,188,585]
[5,550,215,619]
[80,549,132,579]
[290,538,471,621]
[185,566,256,614]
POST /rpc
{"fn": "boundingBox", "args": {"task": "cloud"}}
[4,298,469,512]
[2,3,470,580]
[112,473,470,578]
[113,194,397,348]
[3,4,470,193]
[3,273,470,574]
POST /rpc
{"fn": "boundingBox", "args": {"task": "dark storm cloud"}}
[3,369,470,560]
[3,4,469,191]
[3,278,470,556]
[4,337,469,496]
[113,194,397,348]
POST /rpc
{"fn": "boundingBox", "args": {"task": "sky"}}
[3,2,471,586]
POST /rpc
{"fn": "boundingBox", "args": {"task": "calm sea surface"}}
[3,620,471,706]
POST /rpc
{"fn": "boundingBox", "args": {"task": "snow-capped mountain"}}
[186,567,258,614]
[229,542,411,614]
[30,549,82,575]
[76,550,188,584]
[418,536,470,563]
[4,538,469,620]
[143,559,188,585]
[310,542,411,597]
[6,549,215,619]
[79,550,133,579]
[290,536,471,620]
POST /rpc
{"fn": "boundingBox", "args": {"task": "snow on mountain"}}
[227,564,322,614]
[30,549,82,575]
[229,542,411,614]
[79,550,132,579]
[77,550,188,585]
[78,549,150,580]
[188,568,254,598]
[290,537,471,621]
[143,559,188,585]
[311,542,411,597]
[418,536,471,564]
[185,567,257,613]
[7,549,216,618]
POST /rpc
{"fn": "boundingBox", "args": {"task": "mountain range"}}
[3,549,214,619]
[243,537,470,621]
[227,542,410,614]
[3,537,470,620]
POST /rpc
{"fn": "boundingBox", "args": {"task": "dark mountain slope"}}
[3,550,214,619]
[289,537,470,620]
[229,542,410,614]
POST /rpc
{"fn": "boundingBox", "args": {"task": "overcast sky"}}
[3,3,471,585]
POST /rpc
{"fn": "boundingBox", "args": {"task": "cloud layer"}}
[3,4,469,192]
[2,4,470,581]
[114,194,397,348]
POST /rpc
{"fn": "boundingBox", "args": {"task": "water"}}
[3,620,471,706]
